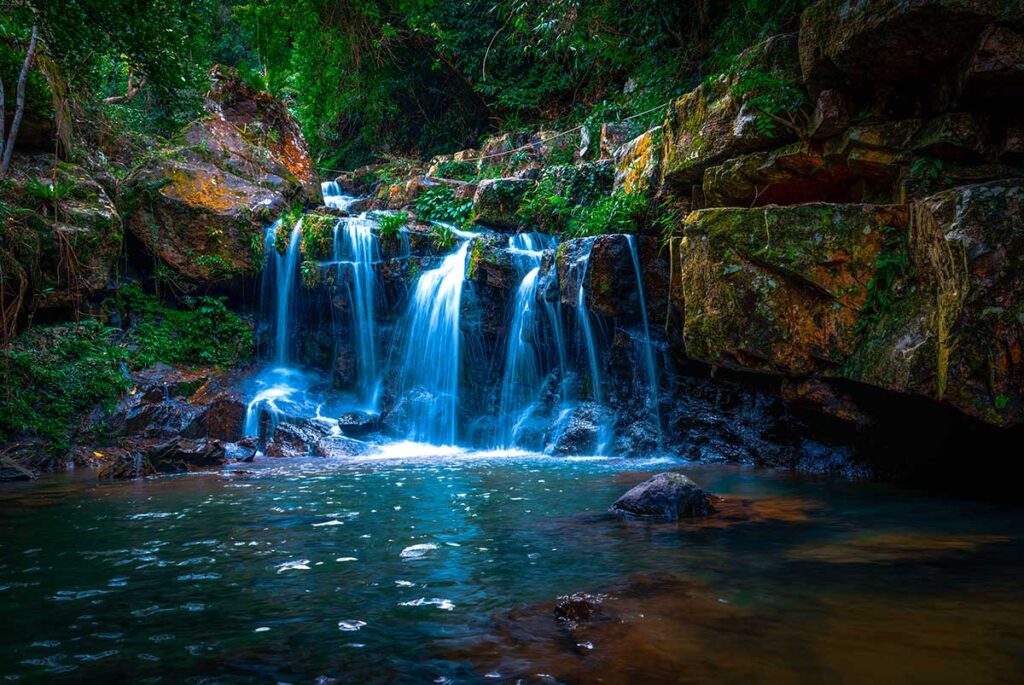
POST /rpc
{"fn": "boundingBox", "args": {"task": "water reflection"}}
[1,457,1022,683]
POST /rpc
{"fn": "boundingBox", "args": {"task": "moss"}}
[300,213,336,260]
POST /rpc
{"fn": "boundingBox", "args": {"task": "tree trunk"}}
[0,24,39,179]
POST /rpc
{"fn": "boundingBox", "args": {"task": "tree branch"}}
[1,24,39,179]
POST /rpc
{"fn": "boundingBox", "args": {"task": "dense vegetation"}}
[3,0,812,171]
[1,0,813,455]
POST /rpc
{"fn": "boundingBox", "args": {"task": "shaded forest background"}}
[2,0,810,171]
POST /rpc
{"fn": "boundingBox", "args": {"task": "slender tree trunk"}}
[0,24,39,179]
[1,75,7,161]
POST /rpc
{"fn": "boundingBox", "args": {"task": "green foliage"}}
[416,185,473,228]
[115,284,254,368]
[20,178,77,205]
[911,157,945,180]
[377,211,409,241]
[565,192,650,238]
[856,226,910,336]
[429,223,456,252]
[731,63,809,138]
[434,161,478,181]
[195,254,241,279]
[0,320,128,452]
[300,214,336,260]
[300,258,321,288]
[518,174,573,232]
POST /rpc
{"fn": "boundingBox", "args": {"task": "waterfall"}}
[567,238,612,454]
[573,240,604,405]
[396,240,472,445]
[322,181,359,211]
[275,219,303,366]
[334,214,380,406]
[626,235,660,438]
[496,234,547,448]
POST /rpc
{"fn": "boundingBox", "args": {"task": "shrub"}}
[0,320,128,452]
[377,211,409,240]
[565,192,650,238]
[416,185,473,228]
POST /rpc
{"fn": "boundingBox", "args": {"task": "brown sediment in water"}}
[788,532,1012,564]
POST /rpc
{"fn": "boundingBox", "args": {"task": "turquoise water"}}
[2,451,1023,683]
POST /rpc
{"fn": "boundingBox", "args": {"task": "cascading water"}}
[395,239,472,445]
[275,219,303,366]
[334,214,380,407]
[569,238,612,454]
[496,234,548,448]
[626,235,661,442]
[321,181,359,211]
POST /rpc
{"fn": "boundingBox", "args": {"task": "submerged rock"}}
[337,412,382,437]
[554,592,605,627]
[147,437,228,473]
[312,435,371,458]
[611,472,716,521]
[265,419,331,458]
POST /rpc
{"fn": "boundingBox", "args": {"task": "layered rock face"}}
[121,66,316,288]
[658,0,1024,428]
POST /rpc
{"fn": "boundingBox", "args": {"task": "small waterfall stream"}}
[334,214,380,407]
[275,219,303,366]
[496,234,548,448]
[627,234,661,442]
[394,239,473,445]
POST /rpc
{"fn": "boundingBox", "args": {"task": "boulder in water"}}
[265,419,330,458]
[611,473,716,521]
[312,435,371,458]
[554,592,605,628]
[337,412,382,438]
[147,437,228,473]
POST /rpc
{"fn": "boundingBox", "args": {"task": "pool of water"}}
[2,451,1023,683]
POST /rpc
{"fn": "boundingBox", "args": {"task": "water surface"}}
[2,453,1022,683]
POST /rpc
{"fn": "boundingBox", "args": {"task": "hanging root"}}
[911,201,969,400]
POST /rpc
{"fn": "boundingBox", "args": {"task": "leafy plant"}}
[731,63,809,138]
[566,192,650,238]
[21,177,76,204]
[115,284,253,368]
[377,211,409,241]
[416,185,473,228]
[429,223,456,251]
[300,258,321,288]
[0,320,128,453]
[856,225,910,336]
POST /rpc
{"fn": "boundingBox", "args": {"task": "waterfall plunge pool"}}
[2,454,1023,683]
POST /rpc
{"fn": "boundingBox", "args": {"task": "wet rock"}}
[599,123,632,159]
[189,380,246,441]
[3,155,122,313]
[679,203,909,376]
[798,0,1022,88]
[613,127,662,197]
[847,180,1024,426]
[337,412,382,437]
[610,472,716,521]
[472,178,533,229]
[265,419,331,458]
[780,378,874,427]
[808,89,849,140]
[661,34,804,190]
[467,233,517,290]
[911,113,987,162]
[225,440,257,462]
[121,66,314,288]
[956,24,1024,100]
[548,403,615,455]
[312,435,371,458]
[554,593,605,627]
[147,437,228,473]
